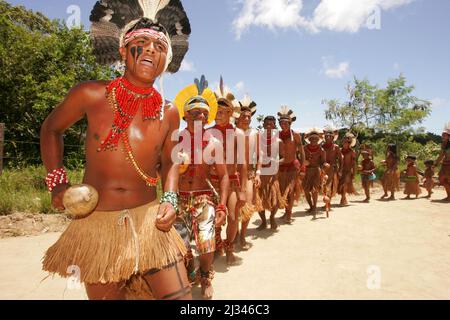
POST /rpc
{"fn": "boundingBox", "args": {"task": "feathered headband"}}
[305,128,324,144]
[343,132,357,148]
[234,95,257,119]
[214,76,239,111]
[323,125,339,142]
[89,0,191,73]
[443,122,450,135]
[277,106,297,123]
[174,75,218,124]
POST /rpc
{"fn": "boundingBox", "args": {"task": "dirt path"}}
[1,188,449,300]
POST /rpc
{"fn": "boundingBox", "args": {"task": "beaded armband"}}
[45,168,69,192]
[160,191,179,214]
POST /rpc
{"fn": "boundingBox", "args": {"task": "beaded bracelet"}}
[160,191,179,214]
[45,167,69,192]
[215,204,228,215]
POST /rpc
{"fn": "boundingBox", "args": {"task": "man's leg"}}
[305,191,313,211]
[85,282,128,300]
[257,211,267,230]
[198,252,215,299]
[240,180,254,249]
[143,259,192,300]
[225,191,238,265]
[270,208,278,230]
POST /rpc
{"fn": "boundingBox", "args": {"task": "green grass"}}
[0,166,83,215]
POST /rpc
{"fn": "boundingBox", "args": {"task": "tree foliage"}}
[0,1,113,168]
[323,75,431,143]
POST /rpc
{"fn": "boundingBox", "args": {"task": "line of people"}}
[172,76,450,299]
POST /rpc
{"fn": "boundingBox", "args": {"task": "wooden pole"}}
[0,123,4,175]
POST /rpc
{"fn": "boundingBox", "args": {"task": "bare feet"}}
[340,198,348,206]
[200,270,214,300]
[240,237,251,251]
[270,217,278,230]
[257,222,267,231]
[226,251,236,265]
[363,198,370,203]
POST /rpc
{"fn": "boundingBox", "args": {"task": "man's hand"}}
[156,202,177,232]
[215,208,227,226]
[51,183,70,211]
[254,175,261,188]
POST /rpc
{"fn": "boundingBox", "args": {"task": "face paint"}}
[130,45,144,73]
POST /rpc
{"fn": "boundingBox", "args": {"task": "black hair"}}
[124,18,168,39]
[387,143,397,155]
[264,116,276,123]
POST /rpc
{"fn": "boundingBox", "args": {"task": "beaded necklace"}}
[99,76,162,152]
[99,77,162,187]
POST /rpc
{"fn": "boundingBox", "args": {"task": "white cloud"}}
[179,59,196,72]
[232,0,414,38]
[431,98,448,109]
[393,62,400,70]
[322,57,350,79]
[232,0,317,39]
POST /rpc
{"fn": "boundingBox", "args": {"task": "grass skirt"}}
[42,200,187,285]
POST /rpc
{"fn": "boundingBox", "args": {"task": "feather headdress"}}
[89,0,191,73]
[305,127,324,144]
[214,76,239,111]
[174,75,218,124]
[323,125,339,142]
[277,106,297,123]
[234,95,257,119]
[443,122,450,135]
[343,132,357,148]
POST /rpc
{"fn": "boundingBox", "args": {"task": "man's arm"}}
[435,150,445,167]
[295,132,305,166]
[336,146,343,171]
[214,140,230,226]
[40,82,93,209]
[156,104,181,232]
[236,129,248,193]
[159,105,180,193]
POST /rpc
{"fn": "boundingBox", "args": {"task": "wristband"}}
[160,191,179,214]
[45,167,69,192]
[216,204,228,215]
[256,170,262,175]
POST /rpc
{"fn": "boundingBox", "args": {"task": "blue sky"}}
[7,0,450,134]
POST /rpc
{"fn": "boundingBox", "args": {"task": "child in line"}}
[403,155,422,199]
[359,150,376,203]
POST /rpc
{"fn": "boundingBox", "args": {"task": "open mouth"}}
[140,58,154,67]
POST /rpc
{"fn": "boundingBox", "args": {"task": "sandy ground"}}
[1,188,450,300]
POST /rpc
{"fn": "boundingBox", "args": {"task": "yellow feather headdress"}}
[174,75,218,124]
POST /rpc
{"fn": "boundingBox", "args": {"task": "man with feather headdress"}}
[40,0,193,300]
[234,95,262,250]
[208,77,248,266]
[277,106,305,224]
[255,116,286,230]
[338,132,358,205]
[173,75,229,300]
[435,122,450,201]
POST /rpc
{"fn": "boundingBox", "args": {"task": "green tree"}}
[0,1,113,168]
[323,75,431,143]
